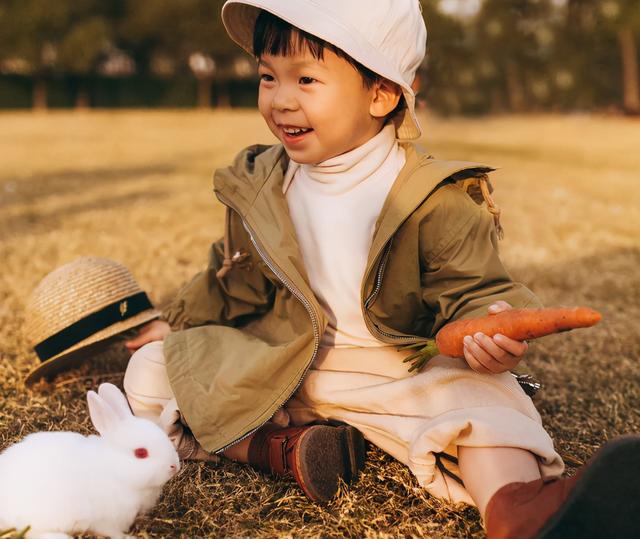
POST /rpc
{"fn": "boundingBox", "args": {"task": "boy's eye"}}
[259,74,274,82]
[299,77,316,85]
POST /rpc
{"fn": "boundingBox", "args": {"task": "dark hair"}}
[253,10,382,90]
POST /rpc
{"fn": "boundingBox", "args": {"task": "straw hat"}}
[24,257,161,386]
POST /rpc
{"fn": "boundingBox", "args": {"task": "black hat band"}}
[34,291,154,362]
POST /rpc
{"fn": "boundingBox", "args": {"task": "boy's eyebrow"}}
[258,58,327,70]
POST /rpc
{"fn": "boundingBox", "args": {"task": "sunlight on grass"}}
[1,110,638,538]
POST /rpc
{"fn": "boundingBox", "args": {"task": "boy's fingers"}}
[473,333,521,369]
[464,337,504,373]
[125,333,148,349]
[494,334,528,356]
[488,301,512,314]
[463,346,491,374]
[472,333,507,362]
[125,321,160,349]
[125,338,140,349]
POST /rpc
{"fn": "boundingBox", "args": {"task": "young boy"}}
[124,1,640,537]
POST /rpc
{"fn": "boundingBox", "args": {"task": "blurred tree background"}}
[0,0,637,115]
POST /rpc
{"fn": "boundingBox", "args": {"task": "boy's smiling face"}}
[257,45,397,165]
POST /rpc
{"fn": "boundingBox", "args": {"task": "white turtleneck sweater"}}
[283,123,406,348]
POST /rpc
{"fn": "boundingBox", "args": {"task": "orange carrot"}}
[403,307,602,371]
[436,307,602,358]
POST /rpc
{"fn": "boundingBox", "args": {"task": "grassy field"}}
[1,110,639,538]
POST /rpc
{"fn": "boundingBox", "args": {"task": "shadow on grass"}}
[0,189,171,240]
[508,245,640,308]
[0,163,177,208]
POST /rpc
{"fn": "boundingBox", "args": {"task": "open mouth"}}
[280,125,313,142]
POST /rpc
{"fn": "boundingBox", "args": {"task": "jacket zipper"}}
[214,194,321,454]
[362,175,453,346]
[364,239,394,310]
[363,238,423,345]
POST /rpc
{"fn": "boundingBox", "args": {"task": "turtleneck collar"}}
[282,123,398,195]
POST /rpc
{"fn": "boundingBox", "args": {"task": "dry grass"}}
[1,110,639,538]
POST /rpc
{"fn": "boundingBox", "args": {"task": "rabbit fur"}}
[0,383,180,539]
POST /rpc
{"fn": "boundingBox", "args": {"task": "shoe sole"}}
[535,435,640,538]
[294,425,366,503]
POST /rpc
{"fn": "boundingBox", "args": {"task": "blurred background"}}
[1,0,639,115]
[1,2,639,537]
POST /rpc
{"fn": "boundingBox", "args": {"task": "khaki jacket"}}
[163,142,542,453]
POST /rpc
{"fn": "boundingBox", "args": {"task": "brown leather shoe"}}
[485,435,640,539]
[248,423,366,502]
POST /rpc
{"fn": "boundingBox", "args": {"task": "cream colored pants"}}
[123,341,219,462]
[124,341,564,504]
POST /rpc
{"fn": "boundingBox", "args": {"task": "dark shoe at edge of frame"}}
[485,435,640,539]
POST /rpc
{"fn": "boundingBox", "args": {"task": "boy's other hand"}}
[125,319,171,352]
[462,301,529,374]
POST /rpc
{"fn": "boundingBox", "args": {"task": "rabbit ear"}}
[87,390,120,436]
[97,383,133,420]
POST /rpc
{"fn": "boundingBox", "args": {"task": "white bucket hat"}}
[221,0,427,140]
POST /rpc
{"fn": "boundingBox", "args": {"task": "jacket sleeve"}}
[420,183,542,334]
[162,214,275,331]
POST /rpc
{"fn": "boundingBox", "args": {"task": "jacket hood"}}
[213,143,288,218]
[213,142,494,219]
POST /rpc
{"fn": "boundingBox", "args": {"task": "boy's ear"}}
[370,80,403,118]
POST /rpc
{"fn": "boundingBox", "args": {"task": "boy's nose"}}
[271,86,298,112]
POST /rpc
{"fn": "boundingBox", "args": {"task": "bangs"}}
[253,10,328,61]
[252,10,381,89]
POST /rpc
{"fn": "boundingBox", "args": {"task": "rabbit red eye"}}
[134,447,148,459]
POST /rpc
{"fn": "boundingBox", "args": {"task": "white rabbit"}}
[0,383,180,539]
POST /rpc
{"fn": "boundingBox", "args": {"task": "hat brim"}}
[25,308,161,386]
[221,1,422,141]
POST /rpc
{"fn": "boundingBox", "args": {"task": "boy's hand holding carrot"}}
[405,302,601,373]
[462,301,528,374]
